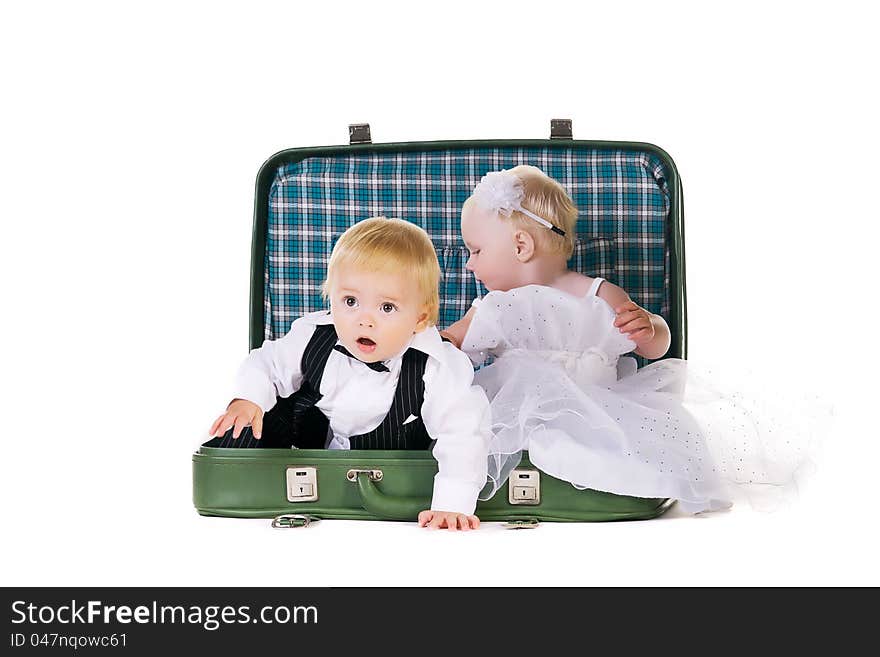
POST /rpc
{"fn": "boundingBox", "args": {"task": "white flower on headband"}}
[470,169,566,237]
[471,170,525,217]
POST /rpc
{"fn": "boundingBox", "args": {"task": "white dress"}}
[461,279,816,513]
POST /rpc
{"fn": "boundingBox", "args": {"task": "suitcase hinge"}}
[349,123,372,145]
[550,118,573,139]
[272,514,320,529]
[503,518,540,530]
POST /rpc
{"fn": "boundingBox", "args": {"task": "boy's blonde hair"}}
[322,217,441,325]
[466,164,578,258]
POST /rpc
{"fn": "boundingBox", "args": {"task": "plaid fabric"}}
[264,148,671,360]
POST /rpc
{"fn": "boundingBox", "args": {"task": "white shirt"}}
[232,310,491,515]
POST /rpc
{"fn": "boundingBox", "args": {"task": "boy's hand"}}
[614,301,656,347]
[209,399,264,439]
[418,510,480,531]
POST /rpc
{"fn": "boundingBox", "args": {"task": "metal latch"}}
[508,468,541,505]
[550,118,572,139]
[349,123,372,144]
[286,466,318,502]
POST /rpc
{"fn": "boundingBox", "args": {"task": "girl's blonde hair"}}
[322,217,441,325]
[465,164,578,258]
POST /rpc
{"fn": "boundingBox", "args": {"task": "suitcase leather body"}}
[194,447,673,521]
[193,131,686,523]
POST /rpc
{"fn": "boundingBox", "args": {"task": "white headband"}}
[470,169,566,237]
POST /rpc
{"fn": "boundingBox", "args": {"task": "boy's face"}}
[461,203,520,291]
[329,266,430,363]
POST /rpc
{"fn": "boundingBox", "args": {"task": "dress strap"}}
[586,277,605,297]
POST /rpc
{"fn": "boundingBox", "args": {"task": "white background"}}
[1,0,877,586]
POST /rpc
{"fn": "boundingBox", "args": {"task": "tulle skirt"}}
[474,352,823,513]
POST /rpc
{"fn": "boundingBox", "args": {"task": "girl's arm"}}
[439,306,476,349]
[598,282,671,360]
[629,310,671,360]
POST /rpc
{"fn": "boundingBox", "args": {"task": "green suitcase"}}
[193,121,686,523]
[193,448,673,522]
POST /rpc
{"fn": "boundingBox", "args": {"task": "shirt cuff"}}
[430,476,481,515]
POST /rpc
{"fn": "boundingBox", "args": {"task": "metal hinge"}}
[550,118,573,139]
[349,123,372,144]
[503,518,540,530]
[271,514,320,529]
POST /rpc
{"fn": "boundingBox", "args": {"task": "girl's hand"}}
[209,398,264,439]
[418,509,480,531]
[439,306,475,350]
[438,329,461,348]
[614,301,656,346]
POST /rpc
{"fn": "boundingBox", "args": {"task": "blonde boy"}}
[209,217,490,530]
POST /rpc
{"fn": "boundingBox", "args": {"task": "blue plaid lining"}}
[264,148,671,355]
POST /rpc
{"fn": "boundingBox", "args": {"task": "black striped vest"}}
[261,322,433,450]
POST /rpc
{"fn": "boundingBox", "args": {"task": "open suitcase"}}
[192,121,685,524]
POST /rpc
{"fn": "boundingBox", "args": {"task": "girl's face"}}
[461,202,521,292]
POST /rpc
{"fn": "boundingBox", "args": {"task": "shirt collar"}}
[407,326,448,363]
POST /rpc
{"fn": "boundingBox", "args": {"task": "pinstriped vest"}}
[265,322,433,450]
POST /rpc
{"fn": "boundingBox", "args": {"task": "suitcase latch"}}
[508,469,541,505]
[286,466,319,502]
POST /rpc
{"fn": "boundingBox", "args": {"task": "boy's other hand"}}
[209,399,264,439]
[418,509,480,531]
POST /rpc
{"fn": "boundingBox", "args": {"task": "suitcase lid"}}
[248,137,686,364]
